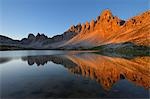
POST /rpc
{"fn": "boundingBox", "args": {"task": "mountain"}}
[60,10,150,49]
[0,9,150,50]
[0,35,22,50]
[101,10,150,46]
[0,35,20,45]
[0,25,81,50]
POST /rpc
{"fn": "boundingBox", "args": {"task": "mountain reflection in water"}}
[20,53,150,91]
[21,55,77,68]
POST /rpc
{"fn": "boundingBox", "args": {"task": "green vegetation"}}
[0,45,34,51]
[90,42,150,58]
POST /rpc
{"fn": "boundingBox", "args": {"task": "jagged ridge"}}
[61,10,150,49]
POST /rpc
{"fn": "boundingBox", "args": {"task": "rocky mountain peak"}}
[70,25,75,30]
[65,23,82,33]
[28,33,35,40]
[77,23,81,27]
[90,20,95,26]
[94,9,124,34]
[100,9,113,20]
[64,9,121,36]
[96,16,100,21]
[85,21,90,30]
[90,19,96,31]
[123,10,150,29]
[99,9,118,24]
[78,9,123,35]
[35,33,48,41]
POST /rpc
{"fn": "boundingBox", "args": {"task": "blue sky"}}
[0,0,149,40]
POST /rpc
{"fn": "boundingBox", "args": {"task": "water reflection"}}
[67,54,150,90]
[16,53,150,91]
[1,51,150,98]
[0,57,12,64]
[21,55,77,68]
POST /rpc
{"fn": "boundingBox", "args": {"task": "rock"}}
[62,9,150,48]
[90,19,95,31]
[35,33,48,41]
[100,9,113,21]
[96,16,100,21]
[28,33,35,40]
[85,21,90,30]
[81,23,86,32]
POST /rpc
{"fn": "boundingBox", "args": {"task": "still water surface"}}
[0,50,149,98]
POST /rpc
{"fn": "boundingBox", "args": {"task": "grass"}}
[90,42,150,58]
[0,45,34,51]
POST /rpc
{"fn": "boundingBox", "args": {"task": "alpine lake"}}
[0,50,149,98]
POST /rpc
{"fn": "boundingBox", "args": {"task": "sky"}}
[0,0,149,40]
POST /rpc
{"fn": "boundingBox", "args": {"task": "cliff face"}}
[61,10,150,48]
[102,10,150,46]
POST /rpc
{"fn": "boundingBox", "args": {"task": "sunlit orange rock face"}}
[103,11,150,46]
[62,10,150,48]
[66,54,150,91]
